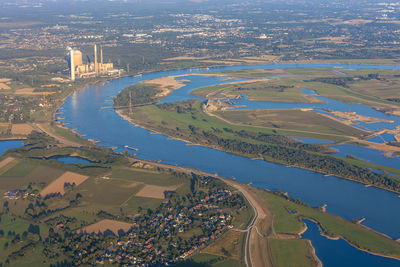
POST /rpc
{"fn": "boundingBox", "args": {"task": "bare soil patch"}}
[0,83,11,90]
[77,219,134,235]
[135,184,178,199]
[0,157,15,169]
[40,171,89,196]
[340,19,373,25]
[40,84,60,88]
[11,124,33,135]
[14,88,55,95]
[143,76,187,98]
[163,56,208,61]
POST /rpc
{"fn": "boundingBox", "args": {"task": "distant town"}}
[1,1,400,266]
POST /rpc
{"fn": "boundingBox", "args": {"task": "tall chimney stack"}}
[70,49,75,81]
[94,44,98,73]
[100,45,103,65]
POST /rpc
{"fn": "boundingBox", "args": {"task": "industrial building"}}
[69,44,119,80]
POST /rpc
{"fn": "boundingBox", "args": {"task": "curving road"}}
[133,158,268,266]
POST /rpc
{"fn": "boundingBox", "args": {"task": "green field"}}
[207,69,287,79]
[1,159,39,177]
[0,139,252,266]
[127,100,353,142]
[202,230,244,262]
[259,190,400,258]
[269,239,318,267]
[39,123,93,146]
[216,109,366,139]
[192,68,400,110]
[192,79,315,103]
[187,253,242,267]
[125,100,400,177]
[110,167,189,187]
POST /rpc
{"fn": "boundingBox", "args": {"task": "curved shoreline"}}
[59,62,400,264]
[115,108,400,196]
[303,218,400,261]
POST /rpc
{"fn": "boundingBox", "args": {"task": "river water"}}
[302,220,400,267]
[0,140,23,156]
[56,63,400,264]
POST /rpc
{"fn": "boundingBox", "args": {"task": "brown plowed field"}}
[11,124,33,135]
[0,157,15,169]
[135,184,178,199]
[78,219,134,235]
[40,171,89,196]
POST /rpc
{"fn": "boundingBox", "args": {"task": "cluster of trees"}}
[235,84,293,93]
[224,128,331,153]
[187,127,400,192]
[23,193,82,219]
[114,83,161,107]
[305,74,380,88]
[22,131,59,150]
[7,132,127,168]
[158,100,196,114]
[39,174,244,266]
[386,98,400,103]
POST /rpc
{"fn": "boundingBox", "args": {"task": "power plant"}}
[69,44,119,80]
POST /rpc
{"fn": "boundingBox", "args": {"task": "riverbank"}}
[130,158,317,267]
[132,157,400,264]
[115,104,400,195]
[304,217,400,261]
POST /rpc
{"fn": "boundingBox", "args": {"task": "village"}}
[52,183,242,266]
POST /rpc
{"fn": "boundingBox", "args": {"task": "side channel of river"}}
[58,63,400,264]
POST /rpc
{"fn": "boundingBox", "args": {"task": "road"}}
[135,158,271,267]
[34,123,85,147]
[222,179,259,267]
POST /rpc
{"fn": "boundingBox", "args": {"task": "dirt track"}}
[133,158,273,267]
[34,123,83,147]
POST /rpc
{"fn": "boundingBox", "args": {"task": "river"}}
[57,63,400,264]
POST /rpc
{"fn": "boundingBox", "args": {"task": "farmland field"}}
[216,109,366,138]
[40,171,89,196]
[135,184,179,199]
[77,219,134,235]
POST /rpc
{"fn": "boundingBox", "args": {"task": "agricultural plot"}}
[76,176,144,208]
[0,164,64,194]
[110,167,188,187]
[206,68,287,79]
[0,159,39,177]
[216,109,366,138]
[0,157,15,169]
[11,124,33,135]
[192,79,319,103]
[40,171,89,196]
[0,83,11,90]
[202,230,244,261]
[135,184,178,199]
[122,195,164,213]
[14,88,55,95]
[77,219,134,235]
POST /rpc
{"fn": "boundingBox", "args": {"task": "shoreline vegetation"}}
[115,102,400,194]
[1,135,400,264]
[3,61,400,265]
[111,66,400,193]
[129,158,400,263]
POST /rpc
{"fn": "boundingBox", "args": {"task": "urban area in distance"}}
[0,0,400,266]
